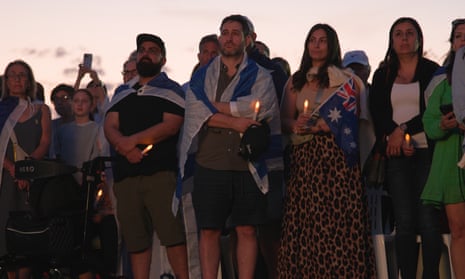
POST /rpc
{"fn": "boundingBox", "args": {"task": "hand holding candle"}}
[94,188,104,209]
[405,133,411,146]
[97,189,103,200]
[253,101,260,120]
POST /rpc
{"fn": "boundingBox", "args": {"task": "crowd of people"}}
[1,13,465,279]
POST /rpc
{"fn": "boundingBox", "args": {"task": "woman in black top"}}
[369,17,442,279]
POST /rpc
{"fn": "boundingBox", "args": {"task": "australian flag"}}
[318,78,359,167]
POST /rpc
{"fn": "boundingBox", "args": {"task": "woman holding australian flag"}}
[278,23,375,278]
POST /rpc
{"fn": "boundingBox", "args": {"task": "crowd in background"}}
[1,14,465,279]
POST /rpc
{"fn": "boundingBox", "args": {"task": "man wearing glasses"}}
[49,83,74,158]
[122,54,138,83]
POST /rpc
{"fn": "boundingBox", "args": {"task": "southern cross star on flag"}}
[319,78,359,166]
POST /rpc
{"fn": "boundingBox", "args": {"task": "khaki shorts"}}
[113,171,185,252]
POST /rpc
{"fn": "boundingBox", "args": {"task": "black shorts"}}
[192,165,267,229]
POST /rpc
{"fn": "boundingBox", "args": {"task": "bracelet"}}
[399,123,407,133]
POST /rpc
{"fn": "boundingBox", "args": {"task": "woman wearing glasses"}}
[0,60,51,279]
[422,18,465,279]
[369,17,442,279]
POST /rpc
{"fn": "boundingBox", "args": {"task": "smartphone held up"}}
[83,53,93,69]
[439,103,453,115]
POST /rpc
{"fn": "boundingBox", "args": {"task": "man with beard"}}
[104,33,189,279]
[179,15,283,279]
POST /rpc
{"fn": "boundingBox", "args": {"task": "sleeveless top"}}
[6,108,43,161]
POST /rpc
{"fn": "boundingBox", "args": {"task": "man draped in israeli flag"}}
[104,33,189,279]
[178,14,283,279]
[179,57,283,192]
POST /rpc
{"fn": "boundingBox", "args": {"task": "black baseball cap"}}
[136,33,166,56]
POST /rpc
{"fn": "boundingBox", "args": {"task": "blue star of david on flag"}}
[318,78,359,166]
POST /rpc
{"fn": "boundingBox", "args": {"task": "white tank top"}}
[391,82,428,148]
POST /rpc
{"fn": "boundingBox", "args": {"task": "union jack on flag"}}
[336,79,357,112]
[318,77,359,167]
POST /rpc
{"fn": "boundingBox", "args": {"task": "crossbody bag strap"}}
[10,130,29,162]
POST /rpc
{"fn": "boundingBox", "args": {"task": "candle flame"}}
[252,101,260,121]
[405,133,411,145]
[97,189,103,199]
[303,99,309,114]
[142,144,153,155]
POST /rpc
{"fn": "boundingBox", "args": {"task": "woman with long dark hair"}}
[278,23,375,278]
[369,17,442,279]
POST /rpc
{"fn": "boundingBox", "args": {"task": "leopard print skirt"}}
[277,134,376,279]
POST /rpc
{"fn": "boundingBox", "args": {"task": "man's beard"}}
[220,42,244,58]
[136,59,163,77]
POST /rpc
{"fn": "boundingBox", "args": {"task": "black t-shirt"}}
[108,91,184,181]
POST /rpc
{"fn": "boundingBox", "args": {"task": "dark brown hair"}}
[382,17,424,81]
[444,18,465,84]
[292,23,342,91]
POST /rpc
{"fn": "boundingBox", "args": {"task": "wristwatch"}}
[399,123,408,133]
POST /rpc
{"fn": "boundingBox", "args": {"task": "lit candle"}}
[141,144,153,155]
[94,189,104,208]
[405,133,411,146]
[253,101,260,120]
[97,189,103,199]
[303,99,309,114]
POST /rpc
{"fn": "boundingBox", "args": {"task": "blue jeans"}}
[386,148,442,279]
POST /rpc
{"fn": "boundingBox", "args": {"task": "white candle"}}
[303,99,309,114]
[141,144,153,155]
[253,101,260,120]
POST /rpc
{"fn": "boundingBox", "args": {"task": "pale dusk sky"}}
[1,0,462,111]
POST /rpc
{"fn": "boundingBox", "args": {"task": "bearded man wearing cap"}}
[104,33,188,279]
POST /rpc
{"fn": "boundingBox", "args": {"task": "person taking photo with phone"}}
[74,54,109,124]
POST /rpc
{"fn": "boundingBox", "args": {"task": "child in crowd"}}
[56,89,118,279]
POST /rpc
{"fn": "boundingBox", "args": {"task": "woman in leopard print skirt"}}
[278,23,376,278]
